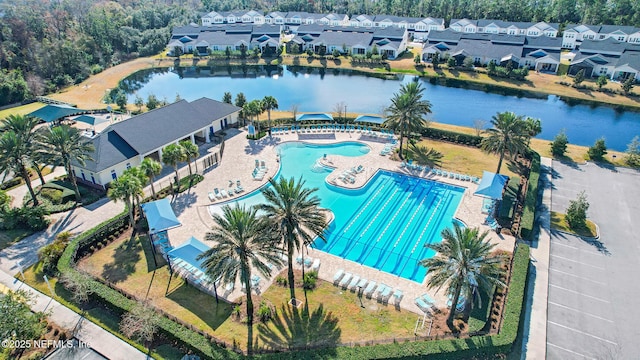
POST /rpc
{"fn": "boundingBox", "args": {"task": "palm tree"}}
[420,223,506,330]
[161,144,185,193]
[262,96,278,130]
[107,172,144,225]
[139,158,162,200]
[384,81,432,159]
[197,205,282,354]
[179,140,199,176]
[123,167,148,211]
[481,112,528,174]
[0,115,42,206]
[407,143,443,168]
[257,177,328,301]
[38,125,94,202]
[524,117,542,148]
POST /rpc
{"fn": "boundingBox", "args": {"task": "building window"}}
[126,163,131,170]
[91,175,96,184]
[599,67,608,74]
[617,36,625,41]
[111,170,117,180]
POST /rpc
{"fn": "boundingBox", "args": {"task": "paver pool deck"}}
[167,127,515,315]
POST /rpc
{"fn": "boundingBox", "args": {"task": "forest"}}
[1,0,640,107]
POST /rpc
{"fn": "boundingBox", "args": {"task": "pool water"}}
[214,141,464,283]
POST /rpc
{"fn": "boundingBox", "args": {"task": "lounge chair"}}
[295,256,303,265]
[364,281,377,297]
[333,269,345,284]
[377,284,392,301]
[339,273,353,288]
[213,188,223,199]
[355,165,364,173]
[393,289,403,303]
[348,275,361,290]
[220,189,228,197]
[304,257,313,267]
[311,258,320,272]
[415,297,432,312]
[208,192,217,201]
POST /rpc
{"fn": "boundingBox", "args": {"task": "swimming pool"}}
[213,141,464,283]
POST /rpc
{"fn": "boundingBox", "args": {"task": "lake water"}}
[122,66,640,151]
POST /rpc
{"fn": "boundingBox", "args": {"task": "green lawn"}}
[499,177,521,221]
[75,233,421,351]
[550,211,598,238]
[0,228,34,251]
[0,102,45,120]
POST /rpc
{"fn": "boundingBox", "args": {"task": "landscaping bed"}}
[550,211,598,238]
[23,179,103,214]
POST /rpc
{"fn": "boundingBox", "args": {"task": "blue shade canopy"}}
[474,171,509,199]
[75,115,108,126]
[167,237,210,273]
[354,115,385,124]
[141,198,181,234]
[296,113,334,121]
[28,104,84,123]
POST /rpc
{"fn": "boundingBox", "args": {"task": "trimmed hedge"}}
[421,127,483,147]
[520,152,541,240]
[57,212,530,359]
[57,211,240,360]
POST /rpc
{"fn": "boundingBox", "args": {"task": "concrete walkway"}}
[521,156,552,360]
[0,271,147,359]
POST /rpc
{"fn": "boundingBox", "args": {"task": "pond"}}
[121,66,640,151]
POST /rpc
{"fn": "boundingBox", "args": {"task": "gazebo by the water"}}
[140,198,181,234]
[28,104,87,124]
[355,115,385,125]
[296,113,334,122]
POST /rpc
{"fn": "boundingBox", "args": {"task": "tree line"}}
[2,0,639,108]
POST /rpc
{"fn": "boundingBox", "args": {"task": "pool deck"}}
[166,127,515,315]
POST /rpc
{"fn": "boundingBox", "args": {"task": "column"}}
[190,133,195,144]
[158,148,163,163]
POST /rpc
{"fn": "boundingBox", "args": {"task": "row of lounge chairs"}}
[332,269,403,305]
[399,162,480,183]
[380,142,397,156]
[152,232,173,256]
[295,256,321,272]
[271,125,394,138]
[252,160,268,180]
[485,215,501,231]
[208,180,244,201]
[337,165,365,184]
[170,257,222,295]
[414,293,437,313]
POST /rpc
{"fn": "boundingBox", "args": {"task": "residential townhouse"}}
[449,19,559,37]
[168,24,281,55]
[201,10,265,26]
[289,24,408,59]
[568,38,640,81]
[422,29,561,72]
[562,24,640,49]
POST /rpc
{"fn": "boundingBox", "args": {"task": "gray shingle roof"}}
[74,129,138,172]
[77,98,241,172]
[426,29,463,43]
[451,38,522,60]
[525,36,562,49]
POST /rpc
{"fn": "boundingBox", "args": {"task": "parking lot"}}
[548,161,640,359]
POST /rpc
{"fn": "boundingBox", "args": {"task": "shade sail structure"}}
[141,198,181,234]
[28,104,85,123]
[355,115,385,125]
[167,236,210,273]
[74,115,108,126]
[296,113,334,121]
[474,171,509,199]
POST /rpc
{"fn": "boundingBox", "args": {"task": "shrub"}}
[566,191,589,230]
[257,301,273,323]
[302,271,318,290]
[0,206,50,231]
[421,128,483,147]
[0,189,9,211]
[0,177,22,190]
[38,231,72,275]
[40,188,64,204]
[520,152,540,240]
[550,130,569,157]
[275,275,288,287]
[587,138,607,161]
[624,136,640,168]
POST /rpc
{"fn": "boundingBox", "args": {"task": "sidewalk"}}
[0,270,148,359]
[521,157,552,360]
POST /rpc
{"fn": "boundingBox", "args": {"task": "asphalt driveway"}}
[548,161,640,359]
